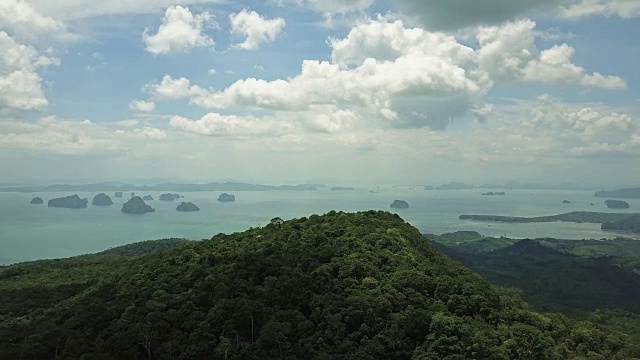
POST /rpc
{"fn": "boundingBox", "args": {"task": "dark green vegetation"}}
[121,196,155,214]
[595,188,640,199]
[390,199,409,209]
[331,186,354,191]
[0,182,319,193]
[92,193,113,206]
[605,200,630,209]
[30,197,43,204]
[602,215,640,234]
[217,193,236,202]
[459,211,639,224]
[1,212,639,359]
[176,202,200,212]
[143,195,154,201]
[159,193,181,201]
[430,231,640,339]
[482,192,506,196]
[47,194,88,209]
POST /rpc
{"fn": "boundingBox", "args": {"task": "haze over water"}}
[1,187,638,265]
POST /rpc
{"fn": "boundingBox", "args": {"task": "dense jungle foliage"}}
[2,211,639,359]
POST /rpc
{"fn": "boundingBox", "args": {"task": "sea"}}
[1,187,638,265]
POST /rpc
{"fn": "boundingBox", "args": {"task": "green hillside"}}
[1,211,639,359]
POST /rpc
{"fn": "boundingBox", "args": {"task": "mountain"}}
[0,182,319,193]
[1,212,638,359]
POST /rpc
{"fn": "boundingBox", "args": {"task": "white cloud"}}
[561,0,640,19]
[208,68,217,75]
[147,18,624,131]
[128,99,156,112]
[143,5,215,55]
[477,20,626,89]
[147,75,206,99]
[0,0,77,42]
[229,9,286,50]
[0,31,60,110]
[170,113,291,137]
[254,65,265,71]
[0,115,169,156]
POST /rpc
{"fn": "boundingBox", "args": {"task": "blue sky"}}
[1,0,639,185]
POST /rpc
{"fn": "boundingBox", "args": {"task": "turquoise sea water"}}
[1,188,638,264]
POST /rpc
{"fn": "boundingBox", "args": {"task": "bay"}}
[1,188,638,264]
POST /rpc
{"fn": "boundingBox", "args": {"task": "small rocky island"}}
[48,195,88,209]
[218,193,236,202]
[331,187,354,191]
[482,192,506,196]
[121,196,155,214]
[130,192,136,198]
[30,197,44,204]
[114,192,123,198]
[92,193,113,206]
[176,202,200,212]
[159,193,181,201]
[562,200,571,204]
[390,200,409,209]
[142,195,154,201]
[605,199,630,209]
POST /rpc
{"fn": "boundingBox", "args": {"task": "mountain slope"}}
[1,211,639,359]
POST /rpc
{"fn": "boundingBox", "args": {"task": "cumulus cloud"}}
[0,31,60,110]
[143,5,215,55]
[146,75,206,100]
[229,9,286,50]
[0,0,77,41]
[147,18,624,131]
[128,99,156,112]
[170,112,291,137]
[477,19,626,89]
[394,0,563,30]
[561,0,640,19]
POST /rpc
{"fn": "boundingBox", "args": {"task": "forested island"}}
[1,211,638,359]
[605,199,630,209]
[217,193,236,202]
[459,211,638,224]
[121,196,155,214]
[159,193,181,201]
[29,197,43,204]
[481,192,506,196]
[602,214,640,234]
[595,187,640,198]
[176,202,200,212]
[331,186,354,191]
[91,193,113,206]
[47,194,88,209]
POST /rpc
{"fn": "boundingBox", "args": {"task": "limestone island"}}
[92,193,113,206]
[48,195,88,209]
[121,196,155,214]
[482,192,506,196]
[605,199,630,209]
[390,200,409,209]
[159,193,181,201]
[176,202,200,212]
[30,197,43,205]
[130,192,136,198]
[218,193,236,202]
[331,187,354,191]
[114,192,123,198]
[601,214,640,234]
[142,195,154,201]
[562,200,571,204]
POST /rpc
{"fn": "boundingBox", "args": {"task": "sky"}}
[1,0,639,186]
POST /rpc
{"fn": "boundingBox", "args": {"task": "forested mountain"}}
[2,211,639,359]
